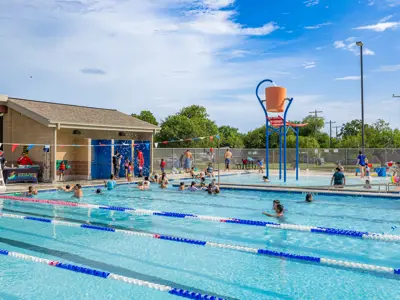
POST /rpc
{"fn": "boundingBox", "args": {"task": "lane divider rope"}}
[1,212,399,277]
[0,247,226,300]
[1,195,399,243]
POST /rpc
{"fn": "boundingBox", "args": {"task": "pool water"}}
[0,184,399,299]
[217,172,390,188]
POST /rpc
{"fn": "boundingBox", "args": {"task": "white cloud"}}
[303,62,316,69]
[375,64,400,72]
[335,76,361,81]
[334,41,346,48]
[368,0,375,5]
[363,48,375,55]
[315,46,327,50]
[354,21,400,32]
[333,39,375,56]
[304,22,332,30]
[304,0,320,7]
[202,0,235,9]
[379,15,393,23]
[387,0,400,7]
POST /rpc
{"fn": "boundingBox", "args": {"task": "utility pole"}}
[393,94,400,98]
[309,110,323,137]
[325,120,336,148]
[333,125,342,138]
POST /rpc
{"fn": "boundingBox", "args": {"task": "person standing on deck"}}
[356,150,367,178]
[224,149,232,172]
[136,149,145,177]
[184,150,193,173]
[113,151,122,179]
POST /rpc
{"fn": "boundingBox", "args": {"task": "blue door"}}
[134,141,150,177]
[114,140,132,178]
[91,140,112,179]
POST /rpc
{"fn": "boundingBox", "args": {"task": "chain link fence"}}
[153,148,400,172]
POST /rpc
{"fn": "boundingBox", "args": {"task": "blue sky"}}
[0,0,399,134]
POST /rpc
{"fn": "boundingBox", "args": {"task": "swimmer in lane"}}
[262,204,284,218]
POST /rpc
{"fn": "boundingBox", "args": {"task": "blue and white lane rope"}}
[1,195,400,243]
[1,212,399,277]
[0,248,225,300]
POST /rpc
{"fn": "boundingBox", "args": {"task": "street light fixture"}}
[356,41,365,152]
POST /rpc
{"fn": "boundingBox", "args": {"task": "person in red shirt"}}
[17,151,33,166]
[136,149,145,177]
[160,158,166,173]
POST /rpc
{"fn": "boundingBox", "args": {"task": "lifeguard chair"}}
[256,80,307,182]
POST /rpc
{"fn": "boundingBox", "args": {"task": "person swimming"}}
[178,182,185,191]
[26,186,38,196]
[211,179,220,194]
[58,185,73,192]
[262,204,284,218]
[105,174,117,190]
[305,193,313,202]
[95,188,102,194]
[188,181,198,191]
[73,184,83,198]
[200,177,206,188]
[263,176,270,182]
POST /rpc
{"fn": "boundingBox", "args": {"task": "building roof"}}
[6,97,159,132]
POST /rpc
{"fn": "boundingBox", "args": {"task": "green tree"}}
[287,136,320,148]
[243,125,280,148]
[157,105,218,147]
[339,120,362,138]
[298,116,325,137]
[131,110,158,126]
[218,126,244,148]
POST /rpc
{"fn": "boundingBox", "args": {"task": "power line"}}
[309,110,323,137]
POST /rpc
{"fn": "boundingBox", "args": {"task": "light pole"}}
[356,41,365,152]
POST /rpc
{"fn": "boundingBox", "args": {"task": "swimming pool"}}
[0,184,399,299]
[217,172,390,189]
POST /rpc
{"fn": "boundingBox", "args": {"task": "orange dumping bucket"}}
[265,87,286,113]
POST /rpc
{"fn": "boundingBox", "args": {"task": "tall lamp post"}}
[356,41,365,152]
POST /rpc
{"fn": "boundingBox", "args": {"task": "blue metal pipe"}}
[279,126,282,180]
[255,79,274,179]
[283,98,293,182]
[296,127,299,181]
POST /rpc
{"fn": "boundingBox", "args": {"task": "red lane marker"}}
[0,196,78,207]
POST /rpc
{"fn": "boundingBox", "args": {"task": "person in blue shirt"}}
[331,167,346,187]
[104,174,117,190]
[356,150,367,178]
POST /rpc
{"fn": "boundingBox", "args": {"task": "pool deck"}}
[1,169,399,198]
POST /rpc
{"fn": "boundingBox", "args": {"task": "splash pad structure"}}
[256,79,307,182]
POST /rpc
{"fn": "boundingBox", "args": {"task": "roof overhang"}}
[51,123,158,133]
[7,100,160,134]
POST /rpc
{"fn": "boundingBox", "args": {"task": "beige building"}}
[0,95,159,182]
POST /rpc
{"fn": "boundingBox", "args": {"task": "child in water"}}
[188,181,198,191]
[262,176,269,182]
[74,184,83,198]
[262,203,284,218]
[105,174,117,190]
[178,182,185,191]
[305,193,313,202]
[27,186,38,196]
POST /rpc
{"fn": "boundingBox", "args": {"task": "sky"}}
[0,0,399,135]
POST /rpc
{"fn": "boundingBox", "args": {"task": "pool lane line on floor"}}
[1,212,399,278]
[1,195,399,244]
[0,248,228,300]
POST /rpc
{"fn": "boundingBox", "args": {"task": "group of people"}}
[113,149,145,180]
[262,193,314,219]
[178,179,220,194]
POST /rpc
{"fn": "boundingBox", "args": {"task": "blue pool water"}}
[0,184,399,299]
